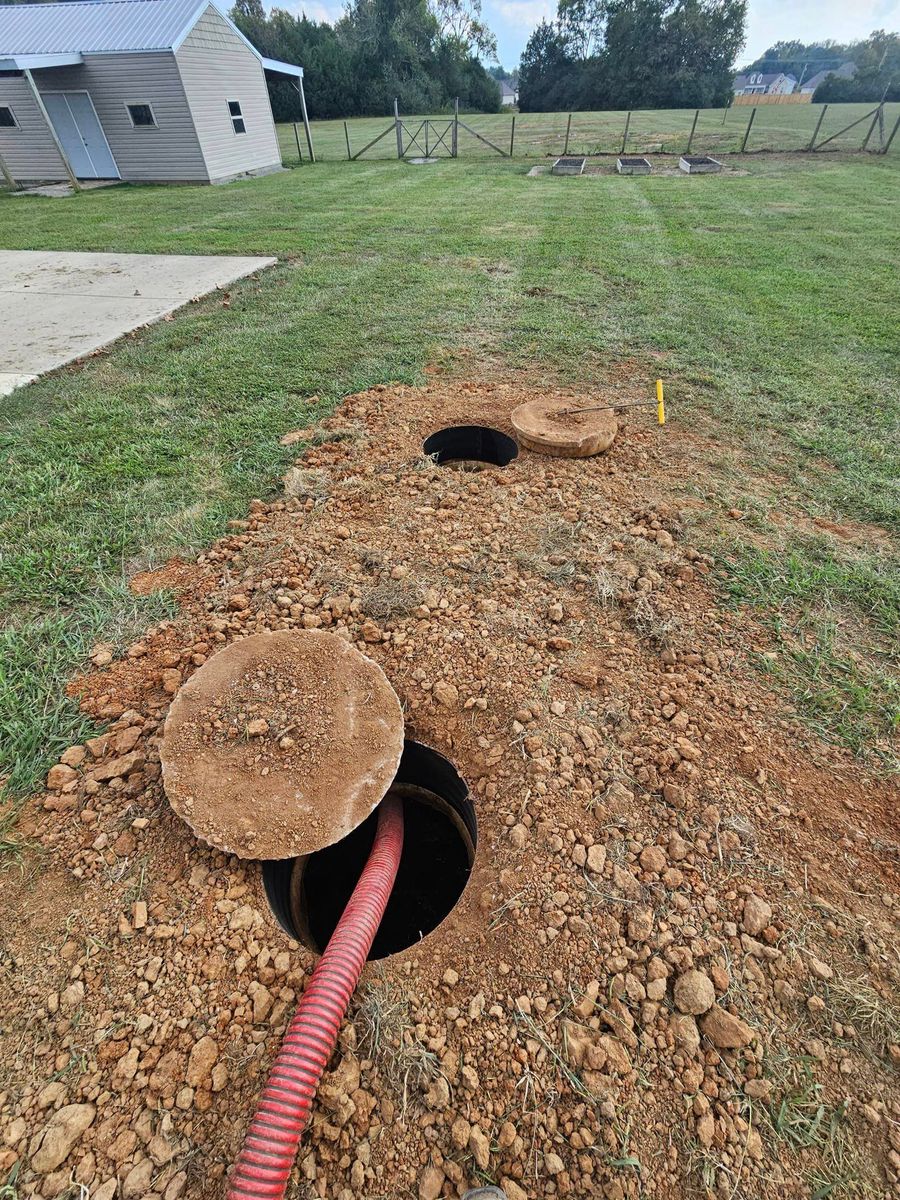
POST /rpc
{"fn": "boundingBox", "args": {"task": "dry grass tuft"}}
[824,977,900,1057]
[354,977,440,1114]
[282,466,330,503]
[627,594,680,648]
[362,579,424,620]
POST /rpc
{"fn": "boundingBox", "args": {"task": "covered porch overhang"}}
[260,57,315,163]
[0,53,84,72]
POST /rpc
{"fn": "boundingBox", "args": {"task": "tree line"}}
[230,0,502,120]
[518,0,746,112]
[744,32,900,103]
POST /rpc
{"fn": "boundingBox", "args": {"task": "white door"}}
[42,92,120,179]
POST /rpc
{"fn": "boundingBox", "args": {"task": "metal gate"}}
[401,119,454,158]
[346,99,510,161]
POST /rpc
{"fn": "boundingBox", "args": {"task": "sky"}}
[264,0,900,71]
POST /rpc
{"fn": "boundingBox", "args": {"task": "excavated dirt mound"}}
[1,380,898,1200]
[160,630,404,859]
[512,396,618,457]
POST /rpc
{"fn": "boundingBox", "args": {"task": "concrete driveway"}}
[0,250,277,396]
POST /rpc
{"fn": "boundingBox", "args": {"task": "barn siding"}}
[175,6,281,182]
[0,74,67,181]
[35,52,208,182]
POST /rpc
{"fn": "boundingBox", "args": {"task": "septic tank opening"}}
[423,425,518,469]
[262,741,475,960]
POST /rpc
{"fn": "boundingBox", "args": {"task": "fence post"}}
[808,104,828,151]
[862,104,883,152]
[394,97,403,158]
[686,108,699,154]
[510,114,516,157]
[564,113,572,154]
[621,110,631,153]
[343,121,351,160]
[883,110,900,154]
[740,106,757,153]
[294,122,303,162]
[425,119,430,158]
[453,97,459,157]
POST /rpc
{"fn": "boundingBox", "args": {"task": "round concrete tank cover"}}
[511,397,618,458]
[160,630,404,860]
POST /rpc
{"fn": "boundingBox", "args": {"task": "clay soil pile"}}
[1,380,898,1200]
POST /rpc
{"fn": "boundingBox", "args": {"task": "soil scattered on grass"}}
[1,380,898,1200]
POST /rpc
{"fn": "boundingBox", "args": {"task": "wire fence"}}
[278,101,900,164]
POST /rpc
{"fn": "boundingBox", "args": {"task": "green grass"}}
[285,101,900,162]
[1,149,898,796]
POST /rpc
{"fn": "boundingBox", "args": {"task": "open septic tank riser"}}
[252,739,483,966]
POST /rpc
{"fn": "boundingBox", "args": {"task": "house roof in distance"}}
[733,71,795,89]
[802,61,857,90]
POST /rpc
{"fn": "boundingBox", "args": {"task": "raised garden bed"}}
[552,156,586,176]
[679,155,722,174]
[617,156,652,175]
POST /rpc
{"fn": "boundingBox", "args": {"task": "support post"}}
[293,122,303,162]
[425,119,430,158]
[344,120,352,160]
[564,112,572,154]
[509,115,516,157]
[882,110,900,154]
[807,103,827,151]
[621,110,631,154]
[862,104,883,151]
[294,76,315,163]
[452,97,458,157]
[686,108,699,154]
[740,106,757,153]
[24,69,80,190]
[394,97,403,158]
[0,145,17,191]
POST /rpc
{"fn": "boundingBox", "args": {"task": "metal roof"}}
[0,0,211,55]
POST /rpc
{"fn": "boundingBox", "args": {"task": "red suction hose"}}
[228,795,405,1199]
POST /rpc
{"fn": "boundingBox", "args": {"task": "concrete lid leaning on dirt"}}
[159,629,405,859]
[512,395,618,457]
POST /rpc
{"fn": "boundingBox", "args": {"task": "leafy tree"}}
[230,0,501,119]
[433,0,497,61]
[557,0,607,59]
[521,0,745,110]
[518,20,574,111]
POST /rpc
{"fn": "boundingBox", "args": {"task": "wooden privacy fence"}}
[732,93,811,105]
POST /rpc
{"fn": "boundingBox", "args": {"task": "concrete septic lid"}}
[511,396,618,458]
[160,630,404,860]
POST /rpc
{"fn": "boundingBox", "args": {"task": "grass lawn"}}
[285,101,900,162]
[0,150,898,801]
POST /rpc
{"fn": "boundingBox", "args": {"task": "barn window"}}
[0,105,17,129]
[126,103,157,127]
[228,100,246,134]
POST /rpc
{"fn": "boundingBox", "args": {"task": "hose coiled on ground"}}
[228,796,405,1199]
